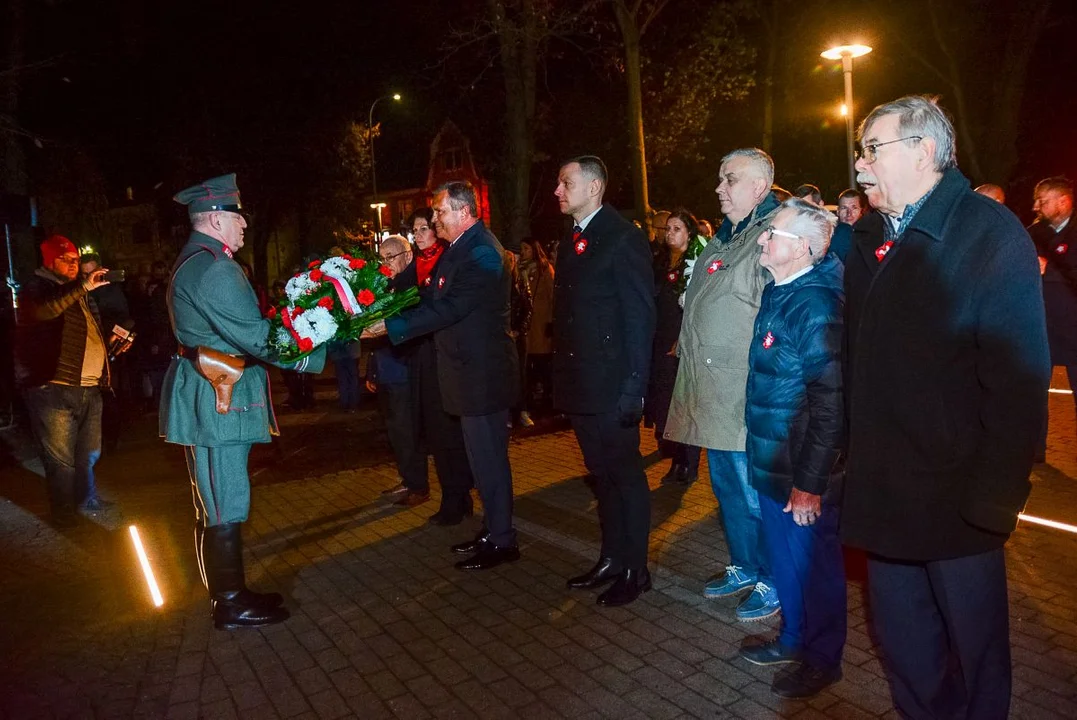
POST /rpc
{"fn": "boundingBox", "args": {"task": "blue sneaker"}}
[703,565,757,599]
[735,581,781,622]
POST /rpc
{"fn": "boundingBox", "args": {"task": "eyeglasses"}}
[763,225,812,255]
[380,251,408,262]
[56,255,81,265]
[856,136,923,164]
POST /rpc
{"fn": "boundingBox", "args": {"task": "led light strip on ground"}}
[1018,514,1077,535]
[129,525,164,607]
[1048,388,1073,395]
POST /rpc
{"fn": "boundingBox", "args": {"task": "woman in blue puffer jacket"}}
[738,198,847,701]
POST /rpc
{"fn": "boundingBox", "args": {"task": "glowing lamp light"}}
[821,44,873,60]
[79,245,95,255]
[1018,514,1077,535]
[840,103,849,117]
[392,93,402,101]
[129,525,164,607]
[1049,388,1073,395]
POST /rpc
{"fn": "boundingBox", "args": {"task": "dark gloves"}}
[617,394,644,427]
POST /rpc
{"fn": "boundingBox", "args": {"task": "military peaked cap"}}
[173,173,243,213]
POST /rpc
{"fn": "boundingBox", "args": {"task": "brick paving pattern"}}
[2,372,1077,718]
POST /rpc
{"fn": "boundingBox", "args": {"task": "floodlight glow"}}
[821,45,872,60]
[1019,514,1077,535]
[392,93,402,101]
[840,103,848,117]
[129,525,164,607]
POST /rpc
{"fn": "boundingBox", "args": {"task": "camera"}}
[103,268,126,283]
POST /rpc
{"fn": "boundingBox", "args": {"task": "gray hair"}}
[435,181,479,217]
[720,148,775,187]
[858,95,957,172]
[780,198,836,264]
[189,211,215,230]
[380,234,410,255]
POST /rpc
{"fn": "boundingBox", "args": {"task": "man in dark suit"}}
[552,156,657,606]
[843,96,1049,718]
[1028,176,1077,460]
[366,181,520,570]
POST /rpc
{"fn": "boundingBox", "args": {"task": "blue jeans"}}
[707,449,770,580]
[760,491,846,669]
[23,383,103,515]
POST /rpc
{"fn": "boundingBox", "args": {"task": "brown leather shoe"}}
[394,491,430,507]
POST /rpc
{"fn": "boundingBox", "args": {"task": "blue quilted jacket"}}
[745,253,844,503]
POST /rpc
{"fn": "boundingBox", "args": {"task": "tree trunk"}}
[613,1,650,222]
[2,0,27,194]
[491,0,538,251]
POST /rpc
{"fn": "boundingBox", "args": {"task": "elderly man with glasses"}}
[843,96,1049,718]
[14,234,116,527]
[738,199,846,699]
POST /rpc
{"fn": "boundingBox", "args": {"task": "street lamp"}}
[821,44,871,190]
[370,203,387,248]
[368,93,401,234]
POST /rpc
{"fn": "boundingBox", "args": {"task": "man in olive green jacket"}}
[161,174,325,630]
[665,149,782,622]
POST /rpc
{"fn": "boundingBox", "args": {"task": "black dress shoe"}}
[213,598,290,630]
[660,463,682,484]
[567,557,623,590]
[771,662,842,699]
[451,530,489,554]
[674,466,698,484]
[455,544,520,571]
[597,567,652,607]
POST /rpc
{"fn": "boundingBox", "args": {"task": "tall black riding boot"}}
[205,522,288,630]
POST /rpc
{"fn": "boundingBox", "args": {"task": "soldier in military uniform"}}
[161,174,325,630]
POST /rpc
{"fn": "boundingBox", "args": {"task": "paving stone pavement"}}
[2,374,1077,719]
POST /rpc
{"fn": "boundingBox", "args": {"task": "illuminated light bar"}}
[1048,388,1073,395]
[129,525,164,607]
[1018,514,1077,535]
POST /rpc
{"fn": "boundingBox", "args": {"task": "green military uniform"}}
[161,174,324,630]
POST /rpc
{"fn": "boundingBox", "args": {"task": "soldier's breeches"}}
[184,444,252,526]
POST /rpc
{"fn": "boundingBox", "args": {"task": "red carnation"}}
[308,260,321,269]
[349,258,366,270]
[357,289,376,306]
[317,296,334,310]
[310,269,324,281]
[292,306,304,317]
[266,306,278,319]
[379,265,393,278]
[298,337,314,353]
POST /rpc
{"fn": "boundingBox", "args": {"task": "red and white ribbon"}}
[326,275,364,315]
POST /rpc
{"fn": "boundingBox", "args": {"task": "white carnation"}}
[292,306,338,345]
[319,257,356,282]
[285,272,319,302]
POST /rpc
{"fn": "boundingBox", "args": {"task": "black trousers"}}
[570,412,651,569]
[868,548,1011,720]
[460,410,516,547]
[378,382,428,492]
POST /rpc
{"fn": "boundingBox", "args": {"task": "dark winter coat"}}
[842,168,1050,561]
[385,221,518,416]
[746,254,844,504]
[551,204,656,414]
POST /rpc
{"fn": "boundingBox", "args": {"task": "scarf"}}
[416,239,448,287]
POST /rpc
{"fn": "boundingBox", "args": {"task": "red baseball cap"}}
[40,235,79,267]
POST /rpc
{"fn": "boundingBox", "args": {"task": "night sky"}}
[6,0,1077,237]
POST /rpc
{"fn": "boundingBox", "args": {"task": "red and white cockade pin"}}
[667,271,678,282]
[875,240,894,262]
[762,331,775,349]
[707,259,724,274]
[437,277,446,289]
[1056,244,1069,255]
[575,238,588,255]
[423,276,433,286]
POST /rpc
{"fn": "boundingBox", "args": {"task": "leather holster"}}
[181,346,248,414]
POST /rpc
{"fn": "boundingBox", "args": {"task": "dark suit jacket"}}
[552,204,656,414]
[385,221,518,416]
[1029,215,1077,365]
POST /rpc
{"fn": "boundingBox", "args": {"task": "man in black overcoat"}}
[368,181,520,571]
[1028,176,1077,459]
[842,96,1050,718]
[552,156,657,606]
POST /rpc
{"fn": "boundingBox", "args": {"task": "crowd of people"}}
[8,92,1072,716]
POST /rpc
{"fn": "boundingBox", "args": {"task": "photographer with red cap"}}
[14,234,117,527]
